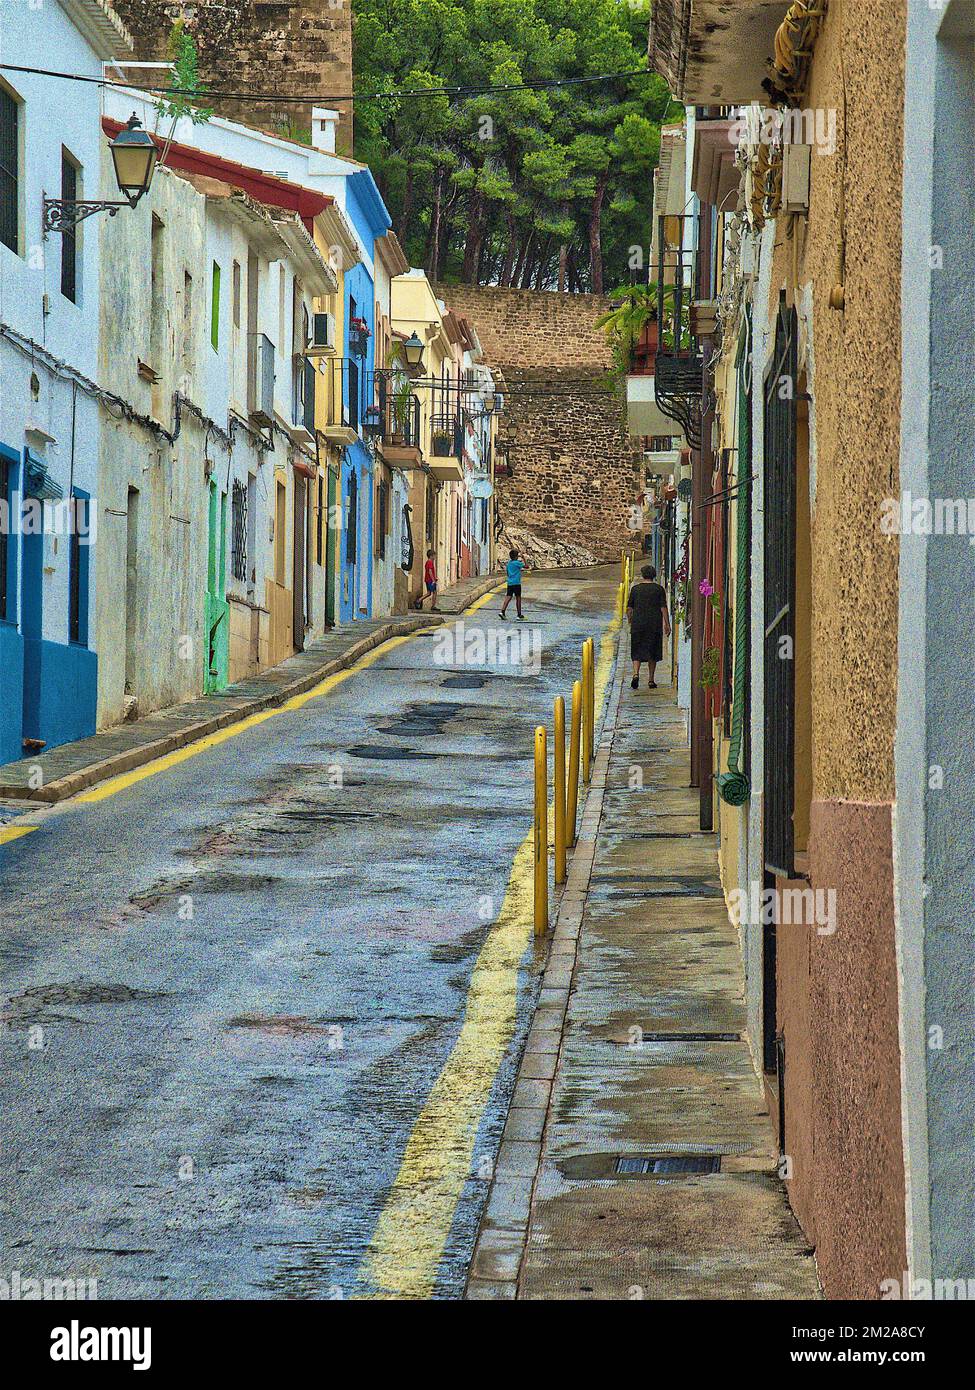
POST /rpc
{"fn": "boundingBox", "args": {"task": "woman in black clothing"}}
[626,564,671,690]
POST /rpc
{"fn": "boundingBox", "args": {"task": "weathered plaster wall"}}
[431,286,635,559]
[760,0,910,1299]
[96,163,210,727]
[766,0,904,806]
[112,0,354,151]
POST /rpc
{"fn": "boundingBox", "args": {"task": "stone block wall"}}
[112,1,354,152]
[433,285,636,562]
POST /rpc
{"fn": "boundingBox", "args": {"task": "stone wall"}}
[433,284,614,370]
[112,1,354,153]
[433,285,636,562]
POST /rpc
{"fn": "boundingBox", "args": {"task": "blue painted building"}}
[337,170,392,623]
[0,0,127,764]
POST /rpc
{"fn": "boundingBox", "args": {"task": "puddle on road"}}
[347,744,438,761]
[1,979,168,1026]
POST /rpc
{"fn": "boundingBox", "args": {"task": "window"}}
[346,470,357,563]
[60,151,78,302]
[210,261,221,351]
[0,451,11,619]
[763,293,797,879]
[182,270,192,373]
[274,478,286,585]
[0,84,18,253]
[231,479,248,582]
[316,474,324,565]
[278,264,286,351]
[232,260,241,329]
[149,215,164,372]
[377,477,388,560]
[68,491,90,645]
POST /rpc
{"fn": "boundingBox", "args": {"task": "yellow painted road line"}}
[0,824,38,845]
[361,610,620,1299]
[462,585,503,616]
[77,632,420,804]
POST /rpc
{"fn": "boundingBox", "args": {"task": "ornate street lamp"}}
[402,331,425,369]
[44,114,159,234]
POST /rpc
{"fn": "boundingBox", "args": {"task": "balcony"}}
[368,372,424,468]
[649,1,793,104]
[320,357,361,445]
[652,216,705,450]
[428,412,464,482]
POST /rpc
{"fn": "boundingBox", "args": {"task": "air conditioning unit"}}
[250,333,275,427]
[740,233,757,282]
[782,142,811,215]
[307,311,336,356]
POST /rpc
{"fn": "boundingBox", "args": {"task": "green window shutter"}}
[716,313,752,808]
[210,261,221,351]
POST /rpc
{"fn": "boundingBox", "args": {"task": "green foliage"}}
[156,22,213,126]
[352,0,683,289]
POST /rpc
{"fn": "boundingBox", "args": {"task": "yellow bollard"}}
[567,679,582,848]
[554,695,567,886]
[620,548,627,585]
[533,725,548,936]
[581,639,594,783]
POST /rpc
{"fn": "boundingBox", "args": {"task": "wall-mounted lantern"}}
[402,331,425,370]
[43,114,159,235]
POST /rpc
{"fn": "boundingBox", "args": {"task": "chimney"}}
[311,108,340,154]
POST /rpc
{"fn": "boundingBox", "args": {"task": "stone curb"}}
[464,625,625,1300]
[1,578,502,806]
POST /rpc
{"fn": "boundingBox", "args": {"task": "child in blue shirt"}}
[499,548,525,619]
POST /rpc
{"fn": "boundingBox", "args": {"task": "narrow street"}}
[0,570,617,1300]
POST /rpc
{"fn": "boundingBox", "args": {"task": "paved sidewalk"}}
[466,642,822,1300]
[0,573,501,804]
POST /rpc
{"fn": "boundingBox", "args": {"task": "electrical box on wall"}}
[782,143,811,214]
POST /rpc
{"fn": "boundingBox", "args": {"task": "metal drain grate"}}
[616,1154,722,1175]
[638,1031,740,1043]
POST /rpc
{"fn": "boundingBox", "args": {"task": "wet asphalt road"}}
[0,568,617,1299]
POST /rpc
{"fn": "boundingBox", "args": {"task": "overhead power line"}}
[0,63,655,106]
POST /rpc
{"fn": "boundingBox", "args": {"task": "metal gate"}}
[763,291,797,879]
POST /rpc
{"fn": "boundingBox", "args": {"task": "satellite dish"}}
[468,474,494,500]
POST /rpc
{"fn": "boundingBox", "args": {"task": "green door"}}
[205,481,229,692]
[325,464,337,628]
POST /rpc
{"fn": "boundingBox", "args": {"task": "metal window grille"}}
[0,87,17,253]
[377,479,388,560]
[0,455,9,619]
[60,154,77,303]
[231,480,248,583]
[763,292,797,878]
[346,470,357,563]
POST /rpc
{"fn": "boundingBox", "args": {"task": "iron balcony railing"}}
[366,370,423,450]
[653,215,705,449]
[430,412,463,459]
[320,356,362,433]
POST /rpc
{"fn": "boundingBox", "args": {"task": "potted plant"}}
[349,315,371,357]
[596,283,689,384]
[432,430,453,457]
[390,376,413,445]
